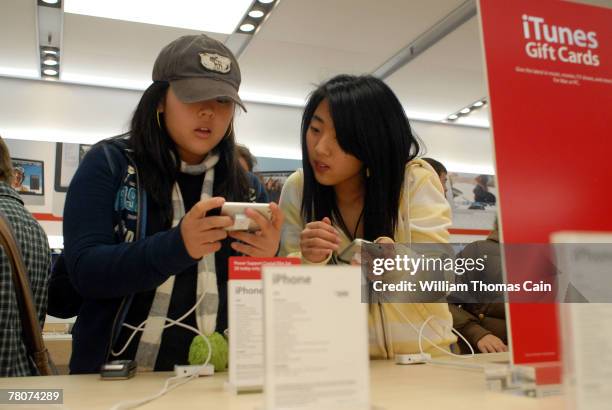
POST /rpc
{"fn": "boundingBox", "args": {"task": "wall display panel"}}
[255,171,293,204]
[11,158,44,196]
[54,143,92,192]
[448,172,497,212]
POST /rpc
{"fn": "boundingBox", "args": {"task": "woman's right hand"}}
[180,197,234,259]
[300,217,341,263]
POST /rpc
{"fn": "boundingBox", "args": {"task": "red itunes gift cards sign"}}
[478,0,612,365]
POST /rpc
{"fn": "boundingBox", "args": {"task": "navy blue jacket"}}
[63,142,267,373]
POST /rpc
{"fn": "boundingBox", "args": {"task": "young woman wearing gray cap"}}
[62,34,283,373]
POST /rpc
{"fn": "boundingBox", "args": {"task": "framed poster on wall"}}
[54,143,92,192]
[255,171,293,204]
[10,158,44,196]
[448,172,497,212]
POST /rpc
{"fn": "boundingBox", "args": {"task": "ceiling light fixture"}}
[41,46,60,56]
[43,55,59,66]
[38,0,62,7]
[445,98,487,123]
[240,23,255,32]
[40,45,61,79]
[233,0,277,37]
[40,43,61,78]
[248,10,265,18]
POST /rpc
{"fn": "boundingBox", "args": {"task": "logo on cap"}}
[199,52,231,74]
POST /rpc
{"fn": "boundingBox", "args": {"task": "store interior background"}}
[1,0,610,246]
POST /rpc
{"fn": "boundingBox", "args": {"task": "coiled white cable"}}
[384,296,476,358]
[416,314,475,358]
[112,290,207,356]
[108,291,213,410]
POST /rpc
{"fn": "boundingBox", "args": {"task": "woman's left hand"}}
[228,202,284,257]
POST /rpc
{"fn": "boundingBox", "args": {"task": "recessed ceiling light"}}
[460,108,471,114]
[240,23,255,32]
[42,0,60,4]
[64,0,253,34]
[248,10,265,18]
[448,114,459,120]
[41,47,59,55]
[258,0,274,3]
[473,101,484,107]
[43,68,59,76]
[43,55,59,66]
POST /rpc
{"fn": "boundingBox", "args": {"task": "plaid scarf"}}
[134,152,220,371]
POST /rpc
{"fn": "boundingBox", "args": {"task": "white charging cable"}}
[385,298,476,359]
[109,368,199,410]
[108,323,211,410]
[108,291,213,410]
[112,290,207,356]
[416,314,475,357]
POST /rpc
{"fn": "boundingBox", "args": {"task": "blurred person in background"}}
[473,174,496,205]
[236,144,257,173]
[422,157,448,196]
[0,137,51,376]
[448,219,507,354]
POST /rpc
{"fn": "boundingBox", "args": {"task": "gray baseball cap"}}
[152,34,246,111]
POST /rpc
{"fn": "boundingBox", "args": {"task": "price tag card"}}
[227,257,300,393]
[553,232,612,409]
[262,265,369,410]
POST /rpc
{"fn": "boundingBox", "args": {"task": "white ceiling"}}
[0,0,39,77]
[0,0,484,124]
[61,13,226,89]
[387,16,487,125]
[238,0,464,102]
[0,0,610,128]
[63,0,253,34]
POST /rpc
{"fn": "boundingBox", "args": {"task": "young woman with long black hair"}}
[279,75,455,358]
[63,34,283,373]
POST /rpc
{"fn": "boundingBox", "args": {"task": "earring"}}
[156,111,162,129]
[366,168,371,178]
[223,122,234,138]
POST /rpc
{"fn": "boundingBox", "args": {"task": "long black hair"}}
[126,81,250,227]
[301,75,422,241]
